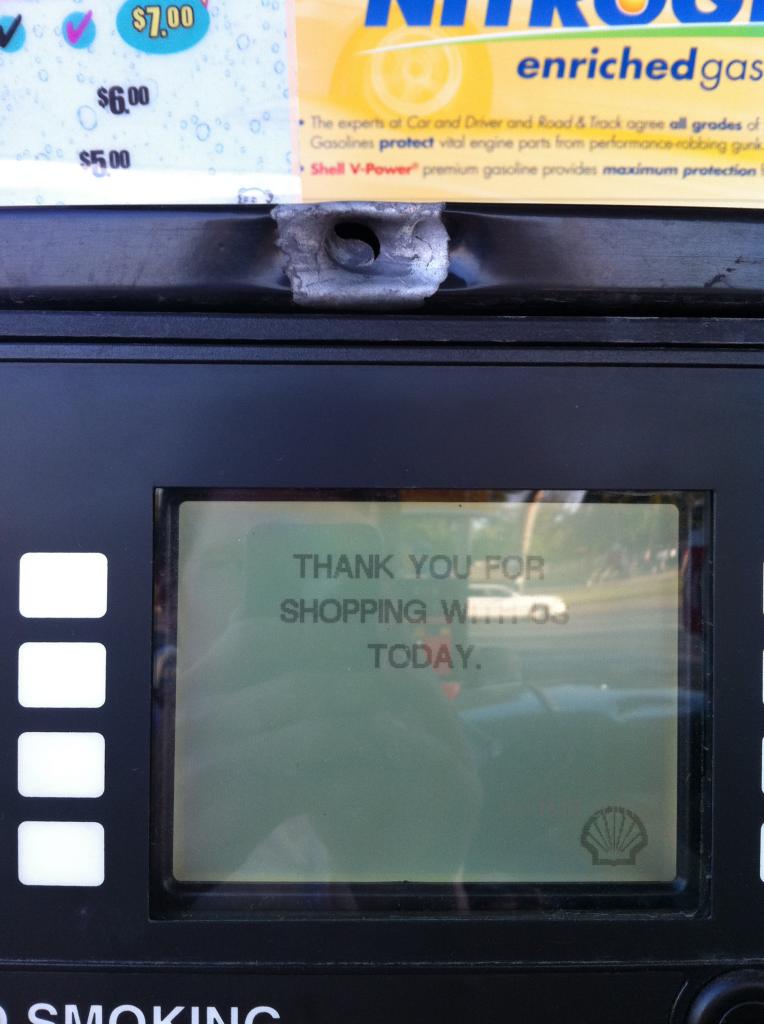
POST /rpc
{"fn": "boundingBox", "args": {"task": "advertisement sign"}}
[2,0,762,205]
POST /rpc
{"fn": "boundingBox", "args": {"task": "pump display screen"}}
[154,490,706,905]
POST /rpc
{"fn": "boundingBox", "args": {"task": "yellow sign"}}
[293,0,764,204]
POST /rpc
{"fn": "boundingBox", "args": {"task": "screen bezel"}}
[151,487,710,918]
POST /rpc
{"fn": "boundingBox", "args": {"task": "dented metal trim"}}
[272,202,450,309]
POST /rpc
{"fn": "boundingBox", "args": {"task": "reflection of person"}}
[588,541,631,584]
[173,520,481,886]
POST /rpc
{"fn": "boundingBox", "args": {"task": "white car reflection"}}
[467,583,568,622]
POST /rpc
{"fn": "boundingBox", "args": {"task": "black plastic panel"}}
[0,349,760,1024]
[0,970,687,1024]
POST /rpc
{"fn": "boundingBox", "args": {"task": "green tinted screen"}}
[167,493,689,886]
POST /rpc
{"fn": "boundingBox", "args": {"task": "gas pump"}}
[0,1,763,1021]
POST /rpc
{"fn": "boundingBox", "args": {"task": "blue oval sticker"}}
[116,0,209,54]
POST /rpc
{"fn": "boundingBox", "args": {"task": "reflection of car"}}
[467,584,568,622]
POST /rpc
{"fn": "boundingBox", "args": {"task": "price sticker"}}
[116,0,209,53]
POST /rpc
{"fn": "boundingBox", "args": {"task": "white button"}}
[18,643,106,708]
[18,821,104,886]
[18,733,105,798]
[19,553,107,618]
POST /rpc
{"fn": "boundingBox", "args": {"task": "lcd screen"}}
[155,490,706,896]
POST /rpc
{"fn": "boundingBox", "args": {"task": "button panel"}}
[17,554,107,887]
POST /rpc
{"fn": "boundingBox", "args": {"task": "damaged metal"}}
[272,202,449,308]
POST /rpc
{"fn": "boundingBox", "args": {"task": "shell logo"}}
[580,806,648,867]
[329,13,493,119]
[370,28,464,116]
[614,0,651,13]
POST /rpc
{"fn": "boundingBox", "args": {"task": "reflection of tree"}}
[470,495,680,586]
[533,501,675,560]
[470,520,522,559]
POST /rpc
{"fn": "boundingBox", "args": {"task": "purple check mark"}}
[65,9,93,45]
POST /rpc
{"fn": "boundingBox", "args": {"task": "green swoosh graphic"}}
[361,21,764,54]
